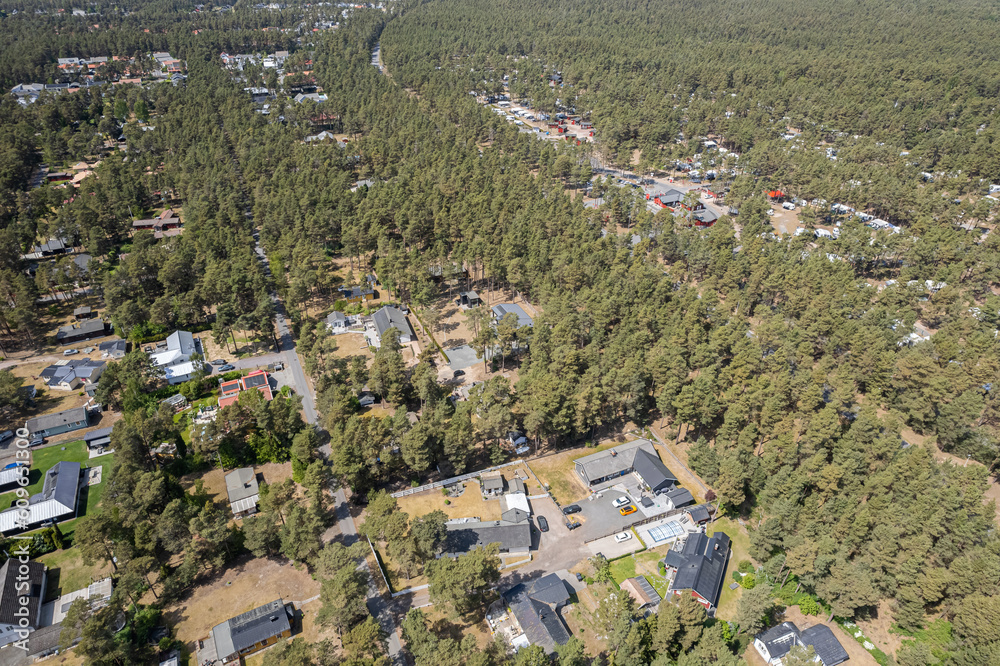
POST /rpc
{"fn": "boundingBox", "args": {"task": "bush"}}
[732,571,743,583]
[738,560,754,574]
[740,573,756,589]
[444,499,450,505]
[798,596,821,616]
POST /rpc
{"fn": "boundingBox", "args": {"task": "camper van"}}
[782,201,796,210]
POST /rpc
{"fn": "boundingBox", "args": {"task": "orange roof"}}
[218,394,240,408]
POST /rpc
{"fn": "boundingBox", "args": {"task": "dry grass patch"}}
[395,481,501,521]
[164,555,321,656]
[528,440,626,504]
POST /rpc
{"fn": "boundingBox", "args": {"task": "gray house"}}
[225,467,260,517]
[442,508,532,557]
[55,319,109,345]
[26,407,90,438]
[0,461,82,534]
[0,559,47,647]
[211,599,293,664]
[503,573,572,654]
[370,306,413,347]
[573,439,677,494]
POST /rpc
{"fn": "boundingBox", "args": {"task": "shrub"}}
[444,499,450,505]
[738,560,754,574]
[798,596,821,616]
[732,571,743,583]
[740,573,756,589]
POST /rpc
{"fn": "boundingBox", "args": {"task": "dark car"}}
[565,520,581,530]
[211,359,227,366]
[219,364,235,372]
[453,370,465,378]
[562,504,582,515]
[537,516,549,532]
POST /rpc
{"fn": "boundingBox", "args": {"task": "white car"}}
[614,532,632,543]
[63,349,79,356]
[612,496,631,508]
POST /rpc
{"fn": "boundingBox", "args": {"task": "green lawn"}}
[607,550,671,600]
[37,546,111,601]
[0,440,91,511]
[707,517,749,620]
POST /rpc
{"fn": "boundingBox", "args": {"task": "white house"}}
[149,331,201,384]
[754,622,849,666]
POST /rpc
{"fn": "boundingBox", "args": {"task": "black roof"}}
[444,513,531,554]
[665,486,695,507]
[525,573,571,606]
[84,427,114,443]
[664,531,730,609]
[757,622,801,661]
[632,447,677,492]
[0,558,45,627]
[801,625,850,666]
[686,505,711,523]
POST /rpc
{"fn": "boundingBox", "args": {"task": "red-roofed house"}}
[218,370,274,408]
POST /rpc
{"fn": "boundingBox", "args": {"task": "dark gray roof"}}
[509,478,526,494]
[73,306,91,316]
[24,622,63,656]
[98,339,127,353]
[84,427,114,444]
[656,189,685,204]
[340,285,374,299]
[0,558,45,627]
[632,447,677,492]
[757,622,801,661]
[526,574,571,606]
[574,439,662,484]
[211,599,290,659]
[801,625,850,666]
[503,579,571,654]
[26,407,89,434]
[664,531,730,609]
[372,306,412,341]
[501,508,529,523]
[665,486,694,507]
[56,318,107,341]
[444,511,531,554]
[686,505,711,523]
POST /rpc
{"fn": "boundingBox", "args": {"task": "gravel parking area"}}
[573,490,645,542]
[446,344,480,371]
[587,531,645,559]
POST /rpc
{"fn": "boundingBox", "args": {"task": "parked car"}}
[782,201,796,210]
[29,435,43,446]
[565,520,581,530]
[619,505,637,516]
[0,431,13,444]
[614,532,633,543]
[211,359,227,366]
[562,504,582,515]
[537,516,549,532]
[453,370,465,378]
[63,349,78,356]
[612,496,631,508]
[219,364,235,372]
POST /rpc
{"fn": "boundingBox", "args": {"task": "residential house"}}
[482,475,505,497]
[0,559,46,646]
[218,370,274,408]
[40,359,106,393]
[339,285,374,304]
[457,290,481,307]
[0,462,82,534]
[685,505,711,525]
[225,467,260,517]
[98,339,127,359]
[26,407,90,438]
[502,574,571,653]
[210,599,293,663]
[754,622,849,666]
[442,508,532,557]
[56,319,110,345]
[620,576,662,610]
[73,306,93,320]
[84,427,113,451]
[149,331,200,384]
[661,531,730,614]
[504,477,531,515]
[161,393,188,412]
[663,486,695,510]
[0,467,26,491]
[369,306,414,347]
[574,439,677,494]
[294,92,327,103]
[652,189,685,208]
[326,310,348,333]
[491,303,533,328]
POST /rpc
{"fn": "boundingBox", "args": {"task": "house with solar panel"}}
[218,370,274,408]
[620,576,662,610]
[754,621,850,666]
[661,531,731,615]
[0,462,82,535]
[225,468,260,517]
[0,559,46,647]
[210,599,293,663]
